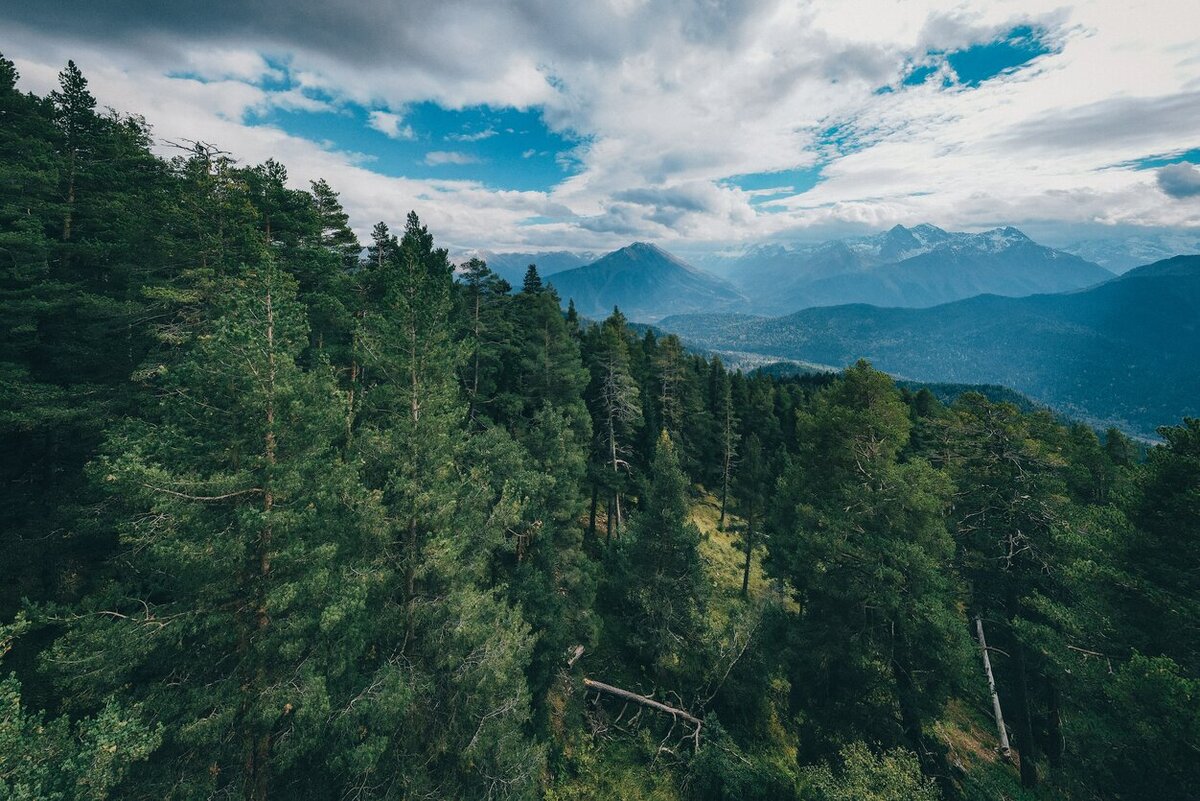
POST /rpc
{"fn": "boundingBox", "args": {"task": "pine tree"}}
[346,212,544,798]
[309,179,361,269]
[1,614,162,799]
[947,394,1070,788]
[619,431,707,683]
[714,367,738,530]
[734,433,767,598]
[586,309,642,542]
[458,256,513,427]
[653,335,687,443]
[49,60,95,245]
[768,362,969,761]
[522,263,543,293]
[46,258,388,799]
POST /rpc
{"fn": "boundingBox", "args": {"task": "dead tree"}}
[583,678,703,752]
[975,615,1012,759]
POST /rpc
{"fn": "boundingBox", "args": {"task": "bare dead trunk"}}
[346,356,358,442]
[583,677,702,751]
[608,406,621,538]
[719,405,733,530]
[975,615,1012,759]
[719,474,728,531]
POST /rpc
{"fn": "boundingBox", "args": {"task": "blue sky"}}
[2,0,1198,252]
[263,101,584,192]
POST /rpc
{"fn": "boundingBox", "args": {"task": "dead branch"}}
[142,483,264,502]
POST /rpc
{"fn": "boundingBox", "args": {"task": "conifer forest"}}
[2,57,1198,801]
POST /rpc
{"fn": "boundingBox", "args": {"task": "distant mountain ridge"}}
[547,242,745,322]
[457,249,596,286]
[713,224,1113,314]
[660,255,1200,436]
[1058,232,1200,274]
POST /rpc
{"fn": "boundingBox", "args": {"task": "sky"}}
[2,0,1199,255]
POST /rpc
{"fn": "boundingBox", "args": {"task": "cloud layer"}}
[3,0,1199,251]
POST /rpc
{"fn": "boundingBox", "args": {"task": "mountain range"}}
[458,249,596,286]
[524,224,1116,322]
[659,256,1200,436]
[709,224,1114,315]
[1058,232,1200,274]
[546,242,745,322]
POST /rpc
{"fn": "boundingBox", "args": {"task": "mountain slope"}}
[661,256,1200,435]
[719,225,1112,314]
[548,242,745,322]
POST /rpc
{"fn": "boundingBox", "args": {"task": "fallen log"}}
[583,677,702,751]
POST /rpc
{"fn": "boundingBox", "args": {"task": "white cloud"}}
[367,110,415,140]
[424,150,480,166]
[4,0,1200,250]
[448,127,497,142]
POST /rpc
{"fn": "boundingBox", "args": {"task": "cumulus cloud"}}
[3,0,1199,250]
[367,110,415,140]
[1157,163,1200,199]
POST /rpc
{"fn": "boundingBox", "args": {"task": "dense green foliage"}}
[3,57,1199,800]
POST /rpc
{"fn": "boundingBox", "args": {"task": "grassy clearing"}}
[934,698,1052,801]
[689,489,770,601]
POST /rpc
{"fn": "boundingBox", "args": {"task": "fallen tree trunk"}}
[583,677,702,751]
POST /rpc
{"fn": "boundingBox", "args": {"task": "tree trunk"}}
[62,151,76,243]
[740,511,754,598]
[719,408,733,531]
[607,404,621,539]
[1013,641,1039,787]
[1046,680,1065,768]
[245,273,278,801]
[719,476,728,531]
[975,616,1012,759]
[605,496,614,546]
[588,484,598,541]
[467,291,481,424]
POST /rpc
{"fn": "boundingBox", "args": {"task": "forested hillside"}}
[3,57,1199,801]
[661,257,1200,437]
